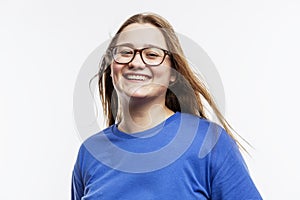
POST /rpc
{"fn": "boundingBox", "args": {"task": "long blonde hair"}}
[97,12,247,150]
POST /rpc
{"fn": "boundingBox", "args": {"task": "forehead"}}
[116,23,167,49]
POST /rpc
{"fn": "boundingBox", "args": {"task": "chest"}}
[82,158,211,200]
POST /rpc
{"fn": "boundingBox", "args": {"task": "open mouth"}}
[124,74,151,81]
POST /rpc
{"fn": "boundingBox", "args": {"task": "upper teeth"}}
[126,74,148,81]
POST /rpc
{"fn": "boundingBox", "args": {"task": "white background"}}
[1,0,299,199]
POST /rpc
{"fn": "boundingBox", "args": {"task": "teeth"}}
[126,74,148,81]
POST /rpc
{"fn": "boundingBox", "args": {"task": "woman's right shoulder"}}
[75,125,114,161]
[81,125,114,145]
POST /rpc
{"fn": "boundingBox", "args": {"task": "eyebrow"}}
[115,43,166,50]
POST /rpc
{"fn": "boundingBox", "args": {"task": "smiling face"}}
[110,23,175,102]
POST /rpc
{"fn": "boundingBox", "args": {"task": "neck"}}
[117,96,174,133]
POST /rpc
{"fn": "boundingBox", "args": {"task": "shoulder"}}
[175,112,236,159]
[82,126,113,146]
[75,126,113,159]
[179,112,235,146]
[177,112,237,160]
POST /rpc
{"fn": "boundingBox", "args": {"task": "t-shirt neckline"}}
[112,112,180,139]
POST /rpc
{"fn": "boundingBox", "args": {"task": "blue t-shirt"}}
[72,112,262,199]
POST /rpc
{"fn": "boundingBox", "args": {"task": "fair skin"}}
[110,23,175,133]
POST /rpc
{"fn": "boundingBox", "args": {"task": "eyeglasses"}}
[110,45,170,66]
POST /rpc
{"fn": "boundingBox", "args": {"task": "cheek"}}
[110,63,123,83]
[153,66,172,85]
[158,59,173,82]
[111,62,122,74]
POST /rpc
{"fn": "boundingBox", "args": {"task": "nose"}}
[128,52,146,69]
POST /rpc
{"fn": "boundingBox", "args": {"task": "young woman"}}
[72,12,262,199]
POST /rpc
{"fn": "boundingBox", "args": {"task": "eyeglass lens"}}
[112,46,166,66]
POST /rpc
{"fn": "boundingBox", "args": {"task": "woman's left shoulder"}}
[178,112,238,157]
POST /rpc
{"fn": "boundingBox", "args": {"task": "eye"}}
[144,48,164,59]
[146,52,159,57]
[119,49,133,57]
[115,46,134,57]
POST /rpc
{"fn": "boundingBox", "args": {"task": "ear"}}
[169,67,177,85]
[170,75,176,83]
[170,71,177,83]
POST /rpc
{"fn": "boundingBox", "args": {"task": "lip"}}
[123,73,152,81]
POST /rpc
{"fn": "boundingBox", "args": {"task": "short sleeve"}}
[211,136,262,200]
[71,146,85,200]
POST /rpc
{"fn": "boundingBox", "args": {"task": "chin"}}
[130,89,167,101]
[126,90,151,99]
